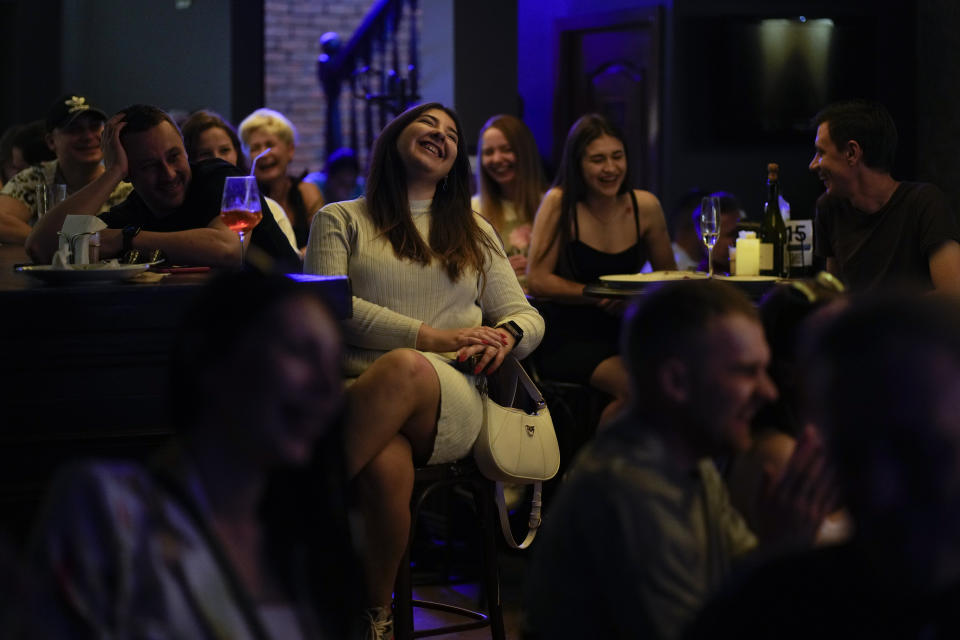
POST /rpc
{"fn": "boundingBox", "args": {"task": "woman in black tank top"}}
[527,113,675,429]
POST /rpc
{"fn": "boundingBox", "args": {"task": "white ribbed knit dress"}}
[305,197,545,463]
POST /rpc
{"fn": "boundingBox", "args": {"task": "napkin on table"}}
[55,215,108,266]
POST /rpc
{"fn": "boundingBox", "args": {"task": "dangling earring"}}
[442,175,448,192]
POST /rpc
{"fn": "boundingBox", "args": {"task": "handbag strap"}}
[509,357,545,407]
[481,355,546,409]
[479,355,548,549]
[493,480,543,550]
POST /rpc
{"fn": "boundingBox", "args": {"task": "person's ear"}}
[844,140,862,166]
[658,357,690,404]
[45,132,56,152]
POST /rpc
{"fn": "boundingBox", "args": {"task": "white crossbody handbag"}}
[473,355,560,549]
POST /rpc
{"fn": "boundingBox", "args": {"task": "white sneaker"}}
[362,606,394,640]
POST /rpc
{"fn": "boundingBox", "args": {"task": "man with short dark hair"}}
[810,100,960,292]
[525,280,834,640]
[0,94,130,244]
[26,104,298,269]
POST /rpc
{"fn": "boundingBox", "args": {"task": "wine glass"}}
[700,196,720,277]
[220,176,263,268]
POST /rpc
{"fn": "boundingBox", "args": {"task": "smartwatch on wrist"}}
[496,320,523,348]
[122,224,142,253]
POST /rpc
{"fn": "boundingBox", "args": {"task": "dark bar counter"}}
[0,245,350,543]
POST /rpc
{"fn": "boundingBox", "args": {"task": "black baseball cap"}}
[45,94,108,132]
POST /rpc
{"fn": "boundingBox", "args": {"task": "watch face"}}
[501,321,522,340]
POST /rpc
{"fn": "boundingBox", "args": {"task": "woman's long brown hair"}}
[536,113,632,262]
[365,102,499,281]
[475,114,547,233]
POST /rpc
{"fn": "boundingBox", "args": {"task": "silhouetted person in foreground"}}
[690,292,960,638]
[29,271,359,638]
[525,280,835,640]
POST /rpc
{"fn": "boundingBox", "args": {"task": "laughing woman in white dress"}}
[304,102,544,638]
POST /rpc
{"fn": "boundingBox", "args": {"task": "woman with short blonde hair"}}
[239,108,323,249]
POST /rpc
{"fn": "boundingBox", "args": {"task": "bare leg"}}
[355,434,416,607]
[589,355,631,428]
[346,348,444,607]
[345,349,442,477]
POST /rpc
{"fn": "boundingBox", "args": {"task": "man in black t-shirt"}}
[809,100,960,292]
[27,104,298,269]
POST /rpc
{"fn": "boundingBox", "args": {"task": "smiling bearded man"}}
[26,104,299,270]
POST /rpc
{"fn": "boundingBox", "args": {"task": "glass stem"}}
[708,247,714,277]
[238,230,245,269]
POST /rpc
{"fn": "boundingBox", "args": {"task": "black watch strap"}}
[497,320,523,348]
[122,224,142,253]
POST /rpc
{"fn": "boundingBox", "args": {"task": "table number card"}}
[786,219,813,271]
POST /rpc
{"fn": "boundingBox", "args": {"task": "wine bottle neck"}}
[766,179,780,203]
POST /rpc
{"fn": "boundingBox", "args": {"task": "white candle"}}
[736,232,760,276]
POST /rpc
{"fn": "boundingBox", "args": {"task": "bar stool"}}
[394,458,506,640]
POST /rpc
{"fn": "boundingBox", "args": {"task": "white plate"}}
[18,263,151,284]
[599,270,710,283]
[715,275,782,282]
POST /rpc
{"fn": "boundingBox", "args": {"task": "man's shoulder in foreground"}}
[526,420,751,640]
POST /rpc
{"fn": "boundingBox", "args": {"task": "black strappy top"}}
[554,190,648,283]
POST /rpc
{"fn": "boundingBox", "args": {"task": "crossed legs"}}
[346,349,442,607]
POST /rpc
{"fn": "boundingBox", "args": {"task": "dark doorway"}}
[554,8,663,194]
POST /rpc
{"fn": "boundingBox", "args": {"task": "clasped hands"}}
[753,425,841,547]
[416,324,515,375]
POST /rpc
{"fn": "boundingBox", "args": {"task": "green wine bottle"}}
[760,163,788,278]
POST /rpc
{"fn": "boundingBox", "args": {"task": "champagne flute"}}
[700,196,720,277]
[220,176,263,268]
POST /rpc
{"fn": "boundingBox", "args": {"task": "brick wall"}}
[264,0,376,176]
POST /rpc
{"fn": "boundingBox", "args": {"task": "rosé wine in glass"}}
[220,176,262,268]
[221,208,263,233]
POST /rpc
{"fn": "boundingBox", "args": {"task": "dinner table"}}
[582,270,785,301]
[0,244,351,544]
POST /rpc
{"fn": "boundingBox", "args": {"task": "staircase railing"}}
[317,0,420,170]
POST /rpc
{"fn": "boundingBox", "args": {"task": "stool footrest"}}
[410,599,489,637]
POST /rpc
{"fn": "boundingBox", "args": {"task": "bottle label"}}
[759,242,774,271]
